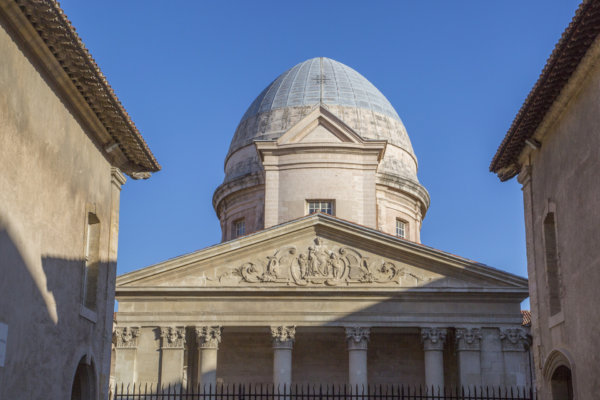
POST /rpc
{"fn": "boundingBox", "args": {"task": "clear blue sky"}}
[61,1,582,309]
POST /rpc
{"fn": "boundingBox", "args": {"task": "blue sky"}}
[61,1,582,309]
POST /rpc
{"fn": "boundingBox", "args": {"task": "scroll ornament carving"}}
[160,327,186,349]
[195,326,223,349]
[113,327,140,348]
[346,327,370,350]
[218,238,431,287]
[421,328,447,351]
[271,326,296,349]
[499,328,529,352]
[455,328,482,351]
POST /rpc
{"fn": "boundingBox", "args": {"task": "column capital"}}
[160,326,186,349]
[455,327,482,351]
[499,328,529,352]
[345,326,370,350]
[113,326,140,349]
[421,328,447,351]
[271,325,295,349]
[195,326,223,350]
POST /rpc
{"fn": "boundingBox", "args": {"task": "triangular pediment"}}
[117,215,528,298]
[276,105,365,145]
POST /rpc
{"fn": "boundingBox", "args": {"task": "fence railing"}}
[112,383,534,400]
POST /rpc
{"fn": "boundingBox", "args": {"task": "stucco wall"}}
[522,58,600,398]
[0,18,117,400]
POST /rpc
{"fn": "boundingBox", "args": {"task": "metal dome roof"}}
[240,57,401,123]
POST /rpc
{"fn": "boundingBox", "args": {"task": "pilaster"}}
[455,328,482,388]
[113,327,140,384]
[421,328,447,390]
[195,326,222,389]
[500,328,530,388]
[159,326,186,386]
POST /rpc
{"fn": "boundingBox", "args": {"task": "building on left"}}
[0,1,159,399]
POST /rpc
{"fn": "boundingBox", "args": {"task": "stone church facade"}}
[114,58,531,391]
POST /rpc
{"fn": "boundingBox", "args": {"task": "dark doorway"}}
[71,357,96,400]
[550,365,573,400]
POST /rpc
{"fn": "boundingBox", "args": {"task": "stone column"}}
[500,328,530,389]
[195,326,222,390]
[271,326,295,390]
[455,328,482,389]
[159,326,186,387]
[113,327,140,384]
[345,327,370,390]
[421,328,447,391]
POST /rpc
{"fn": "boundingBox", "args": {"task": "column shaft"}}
[271,326,295,389]
[195,326,223,390]
[346,327,370,390]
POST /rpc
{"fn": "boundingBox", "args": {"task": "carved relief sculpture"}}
[160,326,186,349]
[195,326,223,349]
[271,326,296,349]
[421,328,447,351]
[455,328,482,351]
[113,326,140,348]
[499,328,529,352]
[218,238,431,287]
[345,326,370,350]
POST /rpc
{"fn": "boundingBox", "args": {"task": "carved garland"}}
[218,238,430,287]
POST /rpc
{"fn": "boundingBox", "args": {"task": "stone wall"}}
[0,14,120,400]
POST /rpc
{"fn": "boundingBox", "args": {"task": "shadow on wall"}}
[0,220,99,398]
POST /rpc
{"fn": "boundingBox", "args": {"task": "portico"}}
[113,215,531,390]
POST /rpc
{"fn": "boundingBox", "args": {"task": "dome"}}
[225,57,420,185]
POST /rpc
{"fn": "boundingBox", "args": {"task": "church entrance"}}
[71,357,96,400]
[550,365,573,400]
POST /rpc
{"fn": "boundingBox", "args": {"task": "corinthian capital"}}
[270,326,295,349]
[455,328,482,351]
[421,328,447,351]
[160,326,186,349]
[345,326,370,350]
[113,326,140,348]
[195,326,223,349]
[499,328,529,352]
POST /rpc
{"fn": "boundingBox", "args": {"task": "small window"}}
[307,200,334,216]
[233,218,245,238]
[396,219,407,239]
[544,212,561,315]
[83,213,100,310]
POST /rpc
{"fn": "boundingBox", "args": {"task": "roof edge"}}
[491,0,600,179]
[4,0,160,176]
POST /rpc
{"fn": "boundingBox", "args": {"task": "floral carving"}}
[345,327,370,350]
[271,326,296,349]
[195,326,222,349]
[217,238,430,287]
[455,328,482,351]
[421,328,447,351]
[499,328,529,352]
[113,327,140,348]
[160,326,186,349]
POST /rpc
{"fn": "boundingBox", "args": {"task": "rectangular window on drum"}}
[396,219,406,239]
[233,218,245,238]
[307,200,334,216]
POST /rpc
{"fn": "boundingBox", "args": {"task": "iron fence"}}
[112,383,534,400]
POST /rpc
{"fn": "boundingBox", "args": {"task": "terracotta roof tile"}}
[13,0,160,176]
[521,310,531,326]
[491,0,600,180]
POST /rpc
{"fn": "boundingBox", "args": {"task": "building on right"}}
[490,1,600,399]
